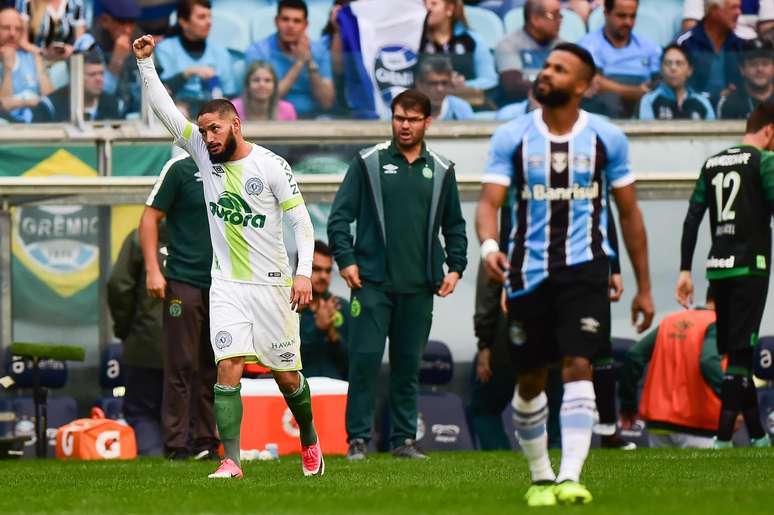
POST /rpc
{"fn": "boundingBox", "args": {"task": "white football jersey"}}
[138,58,303,286]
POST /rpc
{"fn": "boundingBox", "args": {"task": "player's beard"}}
[532,78,571,108]
[208,128,238,163]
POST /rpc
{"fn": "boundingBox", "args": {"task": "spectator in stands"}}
[579,0,661,118]
[320,0,351,115]
[89,0,142,114]
[682,0,761,38]
[17,0,87,61]
[618,287,722,448]
[0,7,52,122]
[137,0,177,36]
[495,0,562,104]
[232,61,297,121]
[415,55,475,120]
[298,240,349,380]
[495,94,540,119]
[639,44,716,120]
[422,0,498,108]
[32,48,123,121]
[155,0,236,114]
[717,38,774,119]
[107,227,167,456]
[245,0,335,118]
[677,0,745,104]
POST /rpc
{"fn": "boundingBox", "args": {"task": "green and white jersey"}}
[138,58,304,286]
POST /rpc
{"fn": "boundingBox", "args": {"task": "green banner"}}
[0,144,171,327]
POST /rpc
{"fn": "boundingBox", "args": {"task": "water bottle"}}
[265,443,279,460]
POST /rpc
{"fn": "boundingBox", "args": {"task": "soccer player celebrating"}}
[476,43,654,506]
[676,103,774,449]
[133,35,323,479]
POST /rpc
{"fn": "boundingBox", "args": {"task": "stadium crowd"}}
[0,0,772,122]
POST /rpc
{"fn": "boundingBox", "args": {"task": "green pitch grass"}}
[2,449,774,514]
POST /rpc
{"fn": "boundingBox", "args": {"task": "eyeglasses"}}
[543,11,563,21]
[312,265,332,273]
[393,115,427,124]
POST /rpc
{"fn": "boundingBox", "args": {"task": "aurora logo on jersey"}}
[209,191,266,229]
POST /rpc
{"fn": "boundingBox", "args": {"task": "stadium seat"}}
[11,396,78,458]
[588,7,604,32]
[754,336,774,380]
[416,341,473,451]
[757,387,774,437]
[416,391,475,451]
[633,6,672,47]
[211,9,251,53]
[228,49,247,95]
[250,6,282,46]
[464,6,505,50]
[611,337,636,366]
[4,349,67,389]
[99,343,124,390]
[500,404,519,450]
[503,8,525,34]
[559,9,586,43]
[419,340,454,386]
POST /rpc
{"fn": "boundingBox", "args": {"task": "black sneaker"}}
[391,439,428,459]
[193,447,221,461]
[346,438,367,461]
[600,433,636,450]
[166,449,191,461]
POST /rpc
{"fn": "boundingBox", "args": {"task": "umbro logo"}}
[279,352,295,363]
[383,164,398,174]
[212,165,225,177]
[580,317,600,334]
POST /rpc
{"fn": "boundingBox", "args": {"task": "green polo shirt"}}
[380,141,434,293]
[146,156,212,289]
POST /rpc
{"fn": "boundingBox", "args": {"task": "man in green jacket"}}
[107,226,167,455]
[140,154,218,460]
[328,89,468,460]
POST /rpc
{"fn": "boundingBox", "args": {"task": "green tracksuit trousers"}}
[345,283,434,448]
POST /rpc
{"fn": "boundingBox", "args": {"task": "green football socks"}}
[214,383,243,466]
[284,373,318,447]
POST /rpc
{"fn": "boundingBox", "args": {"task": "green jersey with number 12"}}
[691,144,774,279]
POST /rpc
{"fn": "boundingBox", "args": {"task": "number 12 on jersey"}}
[711,171,741,222]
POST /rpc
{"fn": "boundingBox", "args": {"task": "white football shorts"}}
[209,277,302,371]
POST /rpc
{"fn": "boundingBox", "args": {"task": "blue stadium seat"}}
[100,343,124,390]
[464,6,505,50]
[416,392,475,451]
[559,9,586,43]
[588,7,604,32]
[11,396,78,458]
[420,340,454,386]
[211,8,251,53]
[415,340,473,451]
[754,336,774,380]
[634,6,672,47]
[250,5,282,46]
[757,387,774,437]
[611,337,636,366]
[503,8,524,34]
[4,349,67,389]
[94,397,124,421]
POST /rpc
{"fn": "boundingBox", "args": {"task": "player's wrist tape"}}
[480,239,499,260]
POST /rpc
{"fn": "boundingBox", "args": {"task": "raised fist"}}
[132,35,156,60]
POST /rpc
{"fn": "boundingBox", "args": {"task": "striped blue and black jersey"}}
[482,109,634,298]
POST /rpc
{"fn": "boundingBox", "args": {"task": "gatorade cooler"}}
[55,408,136,460]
